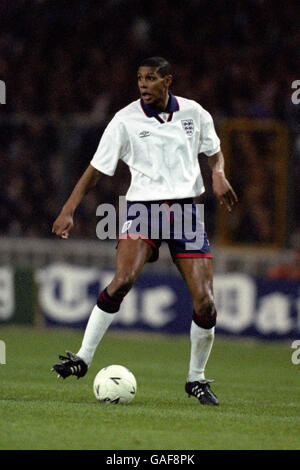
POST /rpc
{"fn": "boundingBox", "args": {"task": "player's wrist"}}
[61,203,75,217]
[212,169,225,178]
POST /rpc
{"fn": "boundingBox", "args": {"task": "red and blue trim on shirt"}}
[140,92,180,123]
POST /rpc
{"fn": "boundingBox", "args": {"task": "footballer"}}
[51,57,238,405]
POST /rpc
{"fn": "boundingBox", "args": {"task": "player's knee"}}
[192,294,217,329]
[97,272,137,314]
[111,272,136,298]
[193,294,215,318]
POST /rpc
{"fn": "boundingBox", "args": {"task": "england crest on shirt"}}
[181,119,194,136]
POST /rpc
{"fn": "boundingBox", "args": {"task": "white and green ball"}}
[93,365,137,404]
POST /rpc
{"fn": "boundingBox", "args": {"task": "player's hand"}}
[212,172,238,212]
[52,211,74,239]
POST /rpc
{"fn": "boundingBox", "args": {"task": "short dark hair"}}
[139,56,172,77]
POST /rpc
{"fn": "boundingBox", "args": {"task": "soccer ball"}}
[93,365,137,404]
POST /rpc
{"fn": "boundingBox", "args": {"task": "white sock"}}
[76,305,117,366]
[187,320,215,382]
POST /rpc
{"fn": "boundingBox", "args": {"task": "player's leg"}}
[174,257,219,405]
[76,238,153,364]
[52,238,153,379]
[106,237,155,300]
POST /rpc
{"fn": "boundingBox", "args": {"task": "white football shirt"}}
[90,94,220,201]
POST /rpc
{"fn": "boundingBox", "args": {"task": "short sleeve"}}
[90,117,129,176]
[198,109,220,157]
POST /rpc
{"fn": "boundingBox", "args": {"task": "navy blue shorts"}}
[118,198,212,263]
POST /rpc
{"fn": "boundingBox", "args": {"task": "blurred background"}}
[0,0,300,339]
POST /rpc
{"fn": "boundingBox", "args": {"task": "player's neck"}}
[159,92,170,111]
[151,93,170,112]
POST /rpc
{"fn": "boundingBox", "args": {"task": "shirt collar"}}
[140,92,179,118]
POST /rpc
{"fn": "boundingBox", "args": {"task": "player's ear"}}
[164,74,173,89]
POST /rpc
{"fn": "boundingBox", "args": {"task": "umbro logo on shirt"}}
[139,130,151,138]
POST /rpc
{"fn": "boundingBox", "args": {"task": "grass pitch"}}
[0,326,299,450]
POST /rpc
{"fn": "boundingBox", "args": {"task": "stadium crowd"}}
[0,0,299,243]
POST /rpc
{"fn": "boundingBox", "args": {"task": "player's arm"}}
[208,150,238,212]
[52,164,102,239]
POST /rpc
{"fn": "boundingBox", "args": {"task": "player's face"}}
[137,66,172,110]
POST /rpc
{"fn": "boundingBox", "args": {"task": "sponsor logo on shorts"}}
[121,220,133,233]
